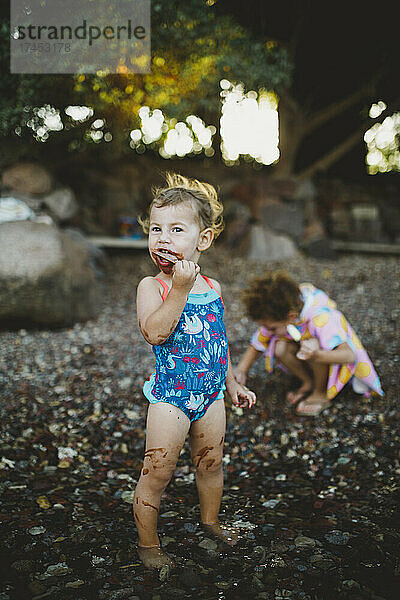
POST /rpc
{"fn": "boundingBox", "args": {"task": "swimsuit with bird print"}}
[143,276,228,421]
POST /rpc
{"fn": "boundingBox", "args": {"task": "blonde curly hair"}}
[139,172,224,239]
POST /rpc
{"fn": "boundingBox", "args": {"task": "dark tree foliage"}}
[0,0,292,160]
[1,0,399,177]
[215,0,400,177]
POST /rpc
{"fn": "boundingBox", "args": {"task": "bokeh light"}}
[138,106,164,144]
[65,106,94,121]
[220,81,279,165]
[369,101,386,119]
[365,104,400,174]
[26,105,64,142]
[129,106,216,158]
[22,94,400,176]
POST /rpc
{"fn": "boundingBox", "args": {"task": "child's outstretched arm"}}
[234,345,263,384]
[137,261,200,345]
[298,340,356,364]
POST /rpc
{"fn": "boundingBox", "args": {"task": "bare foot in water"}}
[202,522,239,546]
[286,382,312,406]
[137,545,175,569]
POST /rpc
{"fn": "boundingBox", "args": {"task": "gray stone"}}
[28,581,47,596]
[40,562,72,578]
[215,582,231,590]
[65,580,85,588]
[267,555,286,568]
[252,545,267,561]
[310,554,336,571]
[120,490,134,504]
[260,202,304,243]
[64,228,106,276]
[42,188,78,222]
[324,530,350,545]
[249,224,297,262]
[158,564,171,582]
[270,541,290,553]
[28,526,46,535]
[294,535,317,548]
[198,537,218,551]
[160,536,175,547]
[341,579,361,589]
[0,221,103,327]
[262,499,280,508]
[250,575,265,591]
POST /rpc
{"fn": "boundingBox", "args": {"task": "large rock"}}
[42,188,78,222]
[2,163,52,195]
[260,201,304,244]
[249,223,298,262]
[0,222,104,327]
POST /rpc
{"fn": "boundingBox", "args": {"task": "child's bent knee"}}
[275,340,289,359]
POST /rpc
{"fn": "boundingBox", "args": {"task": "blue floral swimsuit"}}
[143,276,228,422]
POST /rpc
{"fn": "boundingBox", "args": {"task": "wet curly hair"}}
[139,172,224,239]
[242,270,303,322]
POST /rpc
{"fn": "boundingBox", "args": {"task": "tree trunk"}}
[272,83,376,178]
[273,93,304,177]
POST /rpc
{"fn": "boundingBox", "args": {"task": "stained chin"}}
[156,258,173,274]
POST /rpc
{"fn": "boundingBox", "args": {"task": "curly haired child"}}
[235,270,383,416]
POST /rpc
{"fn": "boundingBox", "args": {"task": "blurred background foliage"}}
[0,1,291,159]
[0,0,399,179]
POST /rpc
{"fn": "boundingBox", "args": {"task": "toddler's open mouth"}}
[152,249,183,272]
[152,249,179,264]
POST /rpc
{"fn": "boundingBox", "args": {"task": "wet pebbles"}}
[0,248,399,599]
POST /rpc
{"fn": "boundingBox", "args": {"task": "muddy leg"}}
[134,403,190,568]
[190,399,238,546]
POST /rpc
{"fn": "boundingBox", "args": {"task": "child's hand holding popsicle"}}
[286,325,320,360]
[296,338,320,360]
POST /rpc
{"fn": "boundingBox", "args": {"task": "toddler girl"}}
[235,270,383,416]
[134,173,256,569]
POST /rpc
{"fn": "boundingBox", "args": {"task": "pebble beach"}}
[1,247,399,600]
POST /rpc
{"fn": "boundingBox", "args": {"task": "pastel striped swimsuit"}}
[143,276,228,421]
